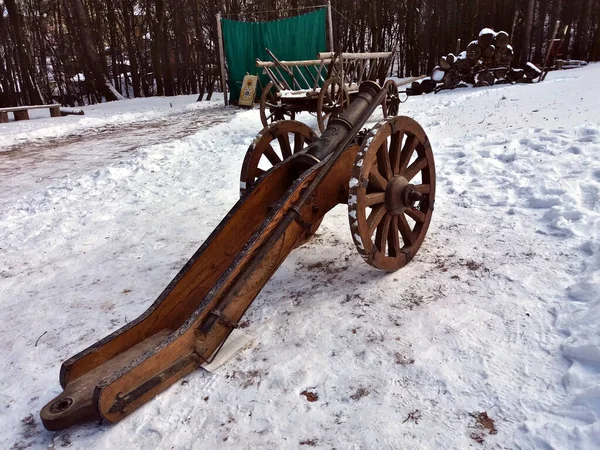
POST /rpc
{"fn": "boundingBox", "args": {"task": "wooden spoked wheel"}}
[240,120,317,197]
[316,77,350,133]
[260,81,296,128]
[382,80,400,118]
[348,116,436,271]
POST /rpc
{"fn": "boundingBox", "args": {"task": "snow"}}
[479,28,497,37]
[1,65,600,449]
[526,61,542,72]
[279,89,313,98]
[432,68,445,82]
[0,93,224,151]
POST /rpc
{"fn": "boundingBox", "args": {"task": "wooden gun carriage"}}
[40,80,436,431]
[257,50,402,132]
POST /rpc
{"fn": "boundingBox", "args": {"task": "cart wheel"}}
[260,82,296,128]
[316,77,350,133]
[240,120,317,197]
[382,80,400,118]
[348,116,436,271]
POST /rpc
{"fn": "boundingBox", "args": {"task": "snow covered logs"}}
[409,28,542,95]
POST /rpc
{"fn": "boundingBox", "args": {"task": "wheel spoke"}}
[263,144,281,165]
[398,213,415,245]
[367,204,387,235]
[369,167,388,191]
[388,215,401,257]
[277,133,292,159]
[389,131,402,175]
[294,134,306,153]
[413,184,431,194]
[404,157,428,181]
[365,192,386,207]
[399,135,419,174]
[375,213,392,253]
[377,139,393,180]
[251,167,266,179]
[405,207,426,223]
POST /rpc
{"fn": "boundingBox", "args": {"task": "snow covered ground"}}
[1,66,599,449]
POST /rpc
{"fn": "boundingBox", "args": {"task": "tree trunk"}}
[575,0,592,60]
[533,0,547,64]
[121,0,141,97]
[4,0,43,105]
[153,0,165,96]
[521,0,535,64]
[68,0,123,101]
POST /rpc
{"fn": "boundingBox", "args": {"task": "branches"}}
[0,0,598,107]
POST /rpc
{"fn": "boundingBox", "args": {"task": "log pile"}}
[409,28,542,95]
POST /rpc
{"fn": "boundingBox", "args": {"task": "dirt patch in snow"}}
[300,389,319,402]
[469,411,498,444]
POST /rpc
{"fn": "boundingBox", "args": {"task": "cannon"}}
[40,80,436,430]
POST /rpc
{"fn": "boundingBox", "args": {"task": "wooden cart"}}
[257,50,401,132]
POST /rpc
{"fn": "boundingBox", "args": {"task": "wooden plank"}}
[318,52,393,60]
[216,12,228,106]
[327,1,334,52]
[256,58,332,68]
[40,329,172,430]
[0,104,60,112]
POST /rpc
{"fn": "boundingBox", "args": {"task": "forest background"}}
[1,0,599,107]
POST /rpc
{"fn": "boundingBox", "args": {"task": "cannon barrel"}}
[295,81,386,169]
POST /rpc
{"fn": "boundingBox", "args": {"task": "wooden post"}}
[455,39,461,55]
[327,1,334,52]
[216,12,228,106]
[0,112,8,123]
[50,106,61,118]
[540,20,560,82]
[14,110,29,121]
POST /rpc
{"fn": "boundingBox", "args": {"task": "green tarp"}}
[221,8,327,102]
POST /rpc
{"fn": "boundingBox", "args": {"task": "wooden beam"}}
[256,58,332,68]
[327,1,334,52]
[540,20,560,82]
[216,12,228,106]
[318,52,393,60]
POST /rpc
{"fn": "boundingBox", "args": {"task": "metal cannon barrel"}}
[295,80,386,170]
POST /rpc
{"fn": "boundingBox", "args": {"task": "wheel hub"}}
[385,176,423,214]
